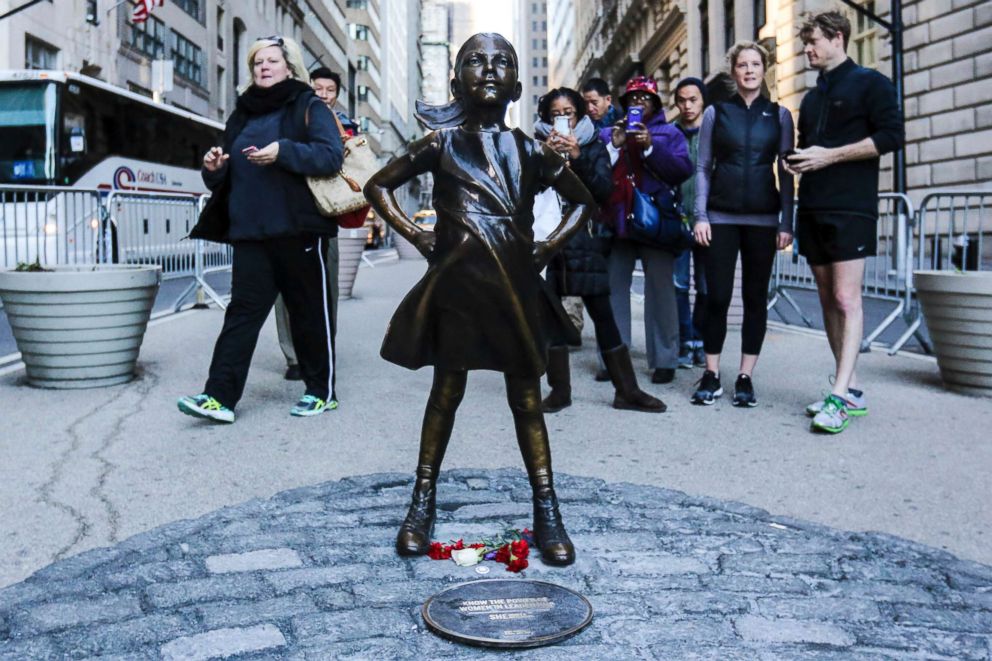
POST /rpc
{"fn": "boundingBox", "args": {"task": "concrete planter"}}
[338,228,366,299]
[0,265,161,389]
[395,233,425,260]
[914,270,992,397]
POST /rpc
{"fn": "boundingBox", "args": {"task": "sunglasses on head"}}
[258,35,285,46]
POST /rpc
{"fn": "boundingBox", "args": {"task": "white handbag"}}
[307,111,377,217]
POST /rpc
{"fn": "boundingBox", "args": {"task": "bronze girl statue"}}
[364,33,595,566]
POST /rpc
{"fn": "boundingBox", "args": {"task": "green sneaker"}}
[806,388,867,417]
[290,394,337,417]
[177,394,234,423]
[810,394,850,434]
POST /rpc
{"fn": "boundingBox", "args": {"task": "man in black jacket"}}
[786,11,904,434]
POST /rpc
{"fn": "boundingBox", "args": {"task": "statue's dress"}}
[381,126,576,377]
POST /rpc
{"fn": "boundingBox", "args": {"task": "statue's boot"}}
[603,345,667,413]
[396,466,437,555]
[540,346,572,413]
[531,470,575,566]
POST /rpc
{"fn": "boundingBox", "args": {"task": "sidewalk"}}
[0,257,990,655]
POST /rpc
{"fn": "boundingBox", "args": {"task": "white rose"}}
[451,548,483,566]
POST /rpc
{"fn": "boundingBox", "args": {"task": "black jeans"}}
[205,236,335,408]
[702,224,777,356]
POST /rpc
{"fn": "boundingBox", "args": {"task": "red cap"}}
[620,76,661,109]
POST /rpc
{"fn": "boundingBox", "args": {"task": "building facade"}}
[1,0,424,170]
[516,0,549,129]
[564,0,991,197]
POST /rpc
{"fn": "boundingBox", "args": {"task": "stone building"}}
[516,0,549,128]
[564,0,991,198]
[0,0,426,175]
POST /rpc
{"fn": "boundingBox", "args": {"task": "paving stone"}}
[292,609,415,643]
[205,548,303,574]
[3,471,991,657]
[145,575,271,609]
[10,595,143,635]
[54,614,186,657]
[160,624,286,661]
[197,594,316,629]
[756,597,882,622]
[734,615,856,646]
[262,565,371,593]
[0,636,58,661]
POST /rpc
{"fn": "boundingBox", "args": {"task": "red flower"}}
[506,557,529,572]
[510,539,529,559]
[493,544,511,564]
[427,542,450,560]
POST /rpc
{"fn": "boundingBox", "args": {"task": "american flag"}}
[132,0,165,23]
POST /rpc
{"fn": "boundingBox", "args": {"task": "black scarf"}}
[236,79,310,116]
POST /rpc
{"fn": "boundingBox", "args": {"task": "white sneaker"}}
[805,388,867,417]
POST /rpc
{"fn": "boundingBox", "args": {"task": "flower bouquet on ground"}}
[428,528,534,573]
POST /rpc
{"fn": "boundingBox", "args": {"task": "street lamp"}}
[836,0,906,194]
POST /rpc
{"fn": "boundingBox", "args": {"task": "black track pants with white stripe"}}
[204,235,336,409]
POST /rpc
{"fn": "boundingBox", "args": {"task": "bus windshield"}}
[0,82,57,184]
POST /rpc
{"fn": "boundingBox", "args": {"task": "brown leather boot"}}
[540,346,572,413]
[603,345,667,413]
[531,475,575,566]
[396,468,436,555]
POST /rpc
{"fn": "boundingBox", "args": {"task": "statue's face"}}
[453,35,520,108]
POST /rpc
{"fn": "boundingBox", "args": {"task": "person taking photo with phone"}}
[534,87,665,414]
[600,76,693,386]
[178,36,343,423]
[690,41,794,408]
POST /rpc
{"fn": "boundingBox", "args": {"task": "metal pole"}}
[890,0,907,194]
[836,0,906,194]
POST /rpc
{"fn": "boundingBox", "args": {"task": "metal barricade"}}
[0,185,106,269]
[171,194,232,312]
[768,193,918,354]
[105,190,201,279]
[887,190,991,354]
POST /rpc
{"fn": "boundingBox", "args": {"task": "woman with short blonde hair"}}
[180,35,344,423]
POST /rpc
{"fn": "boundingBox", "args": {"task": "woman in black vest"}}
[691,41,794,407]
[179,37,343,423]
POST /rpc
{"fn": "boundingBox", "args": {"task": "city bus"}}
[0,70,224,267]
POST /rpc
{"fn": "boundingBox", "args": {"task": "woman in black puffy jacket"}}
[535,87,664,414]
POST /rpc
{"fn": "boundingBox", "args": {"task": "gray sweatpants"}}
[607,238,680,370]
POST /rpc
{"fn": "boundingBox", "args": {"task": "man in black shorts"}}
[785,11,903,434]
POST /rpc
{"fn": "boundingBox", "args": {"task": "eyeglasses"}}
[258,35,285,46]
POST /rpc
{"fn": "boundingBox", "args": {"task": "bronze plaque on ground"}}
[422,579,593,648]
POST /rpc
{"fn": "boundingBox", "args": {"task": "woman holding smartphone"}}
[691,41,794,407]
[600,77,694,386]
[178,36,343,423]
[535,87,664,413]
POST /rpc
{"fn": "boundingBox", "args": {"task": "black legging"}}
[553,293,623,352]
[702,224,777,356]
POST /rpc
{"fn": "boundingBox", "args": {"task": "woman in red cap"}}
[599,76,694,386]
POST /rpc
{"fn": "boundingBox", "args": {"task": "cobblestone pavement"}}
[1,469,991,660]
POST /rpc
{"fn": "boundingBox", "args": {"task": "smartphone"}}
[553,115,571,136]
[626,106,644,132]
[241,145,258,155]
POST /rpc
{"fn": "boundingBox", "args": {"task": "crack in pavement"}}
[87,365,160,545]
[38,380,133,562]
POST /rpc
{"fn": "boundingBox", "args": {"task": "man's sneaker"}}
[290,394,338,417]
[677,344,694,369]
[177,394,234,423]
[691,345,706,368]
[811,395,850,433]
[732,374,758,408]
[691,370,723,405]
[805,388,867,417]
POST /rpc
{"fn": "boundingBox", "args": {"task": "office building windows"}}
[25,35,58,69]
[173,30,204,85]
